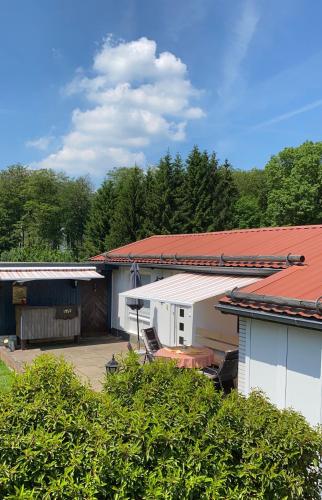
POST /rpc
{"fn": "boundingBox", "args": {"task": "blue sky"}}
[1,0,322,180]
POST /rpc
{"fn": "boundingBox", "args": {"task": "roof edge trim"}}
[226,290,322,314]
[105,261,278,276]
[216,304,322,331]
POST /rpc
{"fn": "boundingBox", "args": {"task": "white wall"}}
[193,297,237,340]
[114,268,238,351]
[150,301,193,346]
[193,297,238,362]
[113,266,179,335]
[240,318,322,426]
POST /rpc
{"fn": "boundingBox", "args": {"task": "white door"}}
[285,327,322,426]
[152,301,172,346]
[173,305,192,346]
[248,320,287,407]
[247,319,322,426]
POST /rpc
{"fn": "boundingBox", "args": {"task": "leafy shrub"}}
[0,245,75,263]
[0,354,321,499]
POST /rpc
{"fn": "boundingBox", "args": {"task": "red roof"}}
[91,225,322,266]
[92,225,322,321]
[220,264,322,320]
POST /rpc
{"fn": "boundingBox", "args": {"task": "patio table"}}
[155,346,215,369]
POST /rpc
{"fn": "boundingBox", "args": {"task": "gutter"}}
[216,303,322,331]
[107,252,305,265]
[227,289,322,313]
[0,261,102,268]
[103,261,280,276]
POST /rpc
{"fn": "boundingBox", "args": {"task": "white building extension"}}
[237,317,322,427]
[119,272,260,360]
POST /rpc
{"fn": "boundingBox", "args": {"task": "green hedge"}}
[0,360,14,393]
[0,354,321,499]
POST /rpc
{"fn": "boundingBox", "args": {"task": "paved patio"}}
[0,336,129,391]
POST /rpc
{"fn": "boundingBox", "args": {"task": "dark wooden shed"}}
[0,264,110,348]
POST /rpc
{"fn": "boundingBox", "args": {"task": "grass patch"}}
[0,360,14,392]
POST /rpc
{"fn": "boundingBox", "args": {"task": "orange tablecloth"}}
[155,346,215,368]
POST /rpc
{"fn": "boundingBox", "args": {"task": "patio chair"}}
[201,349,238,392]
[141,327,162,362]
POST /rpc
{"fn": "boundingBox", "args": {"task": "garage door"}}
[249,319,287,407]
[286,326,322,425]
[247,319,322,426]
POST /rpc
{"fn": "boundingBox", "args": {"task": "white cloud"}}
[253,99,322,129]
[26,135,54,151]
[37,36,204,178]
[219,0,260,103]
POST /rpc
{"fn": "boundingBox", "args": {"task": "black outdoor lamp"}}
[105,354,119,374]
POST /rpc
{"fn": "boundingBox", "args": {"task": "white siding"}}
[238,317,248,394]
[241,318,322,426]
[248,320,287,407]
[285,326,322,425]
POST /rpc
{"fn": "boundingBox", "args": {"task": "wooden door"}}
[80,279,108,336]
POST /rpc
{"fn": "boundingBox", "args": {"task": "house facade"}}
[92,225,322,426]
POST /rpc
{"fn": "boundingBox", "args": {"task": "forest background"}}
[0,140,320,261]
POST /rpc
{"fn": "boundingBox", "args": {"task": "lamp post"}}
[105,354,119,374]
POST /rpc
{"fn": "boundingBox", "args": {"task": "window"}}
[179,322,184,331]
[179,336,184,345]
[179,308,184,317]
[140,274,151,316]
[128,273,151,320]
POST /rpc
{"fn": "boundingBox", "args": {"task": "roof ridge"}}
[145,225,322,238]
[106,235,158,254]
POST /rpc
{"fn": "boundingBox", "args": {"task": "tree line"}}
[0,140,321,261]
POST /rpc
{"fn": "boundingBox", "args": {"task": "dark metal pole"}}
[136,308,140,348]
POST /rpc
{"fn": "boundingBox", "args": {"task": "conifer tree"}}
[142,153,186,236]
[82,179,115,257]
[141,167,159,237]
[169,153,186,233]
[106,167,145,250]
[214,159,238,230]
[182,146,219,232]
[154,152,175,234]
[181,146,204,232]
[194,151,219,232]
